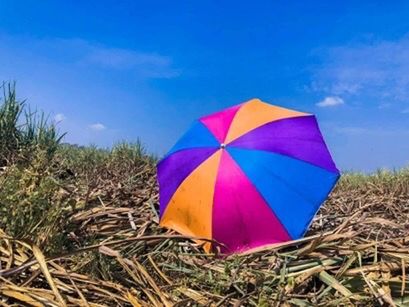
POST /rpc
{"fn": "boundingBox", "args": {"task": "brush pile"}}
[1,84,409,306]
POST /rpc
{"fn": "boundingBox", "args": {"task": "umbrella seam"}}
[228,147,336,204]
[199,102,244,144]
[161,120,220,160]
[227,148,338,239]
[227,145,339,174]
[226,115,339,173]
[159,150,223,251]
[223,150,293,241]
[157,146,219,166]
[226,114,312,145]
[158,149,220,220]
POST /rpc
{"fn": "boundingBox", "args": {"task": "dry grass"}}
[1,149,408,306]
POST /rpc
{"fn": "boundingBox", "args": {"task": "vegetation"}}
[0,83,408,306]
[0,82,64,166]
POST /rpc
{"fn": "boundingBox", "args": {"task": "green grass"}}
[0,82,65,166]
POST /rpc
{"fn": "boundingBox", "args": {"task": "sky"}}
[1,1,409,171]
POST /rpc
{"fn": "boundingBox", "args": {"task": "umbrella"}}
[157,98,340,253]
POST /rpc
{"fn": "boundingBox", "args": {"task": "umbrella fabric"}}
[157,98,340,253]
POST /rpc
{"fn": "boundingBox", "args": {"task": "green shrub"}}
[0,82,23,164]
[0,82,65,166]
[0,149,74,251]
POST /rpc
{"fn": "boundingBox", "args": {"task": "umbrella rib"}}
[255,166,327,240]
[243,175,293,240]
[225,114,312,144]
[228,148,321,210]
[228,145,338,174]
[226,115,338,173]
[158,147,221,219]
[225,150,317,240]
[158,146,219,164]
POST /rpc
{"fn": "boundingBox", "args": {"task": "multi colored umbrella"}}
[157,98,339,253]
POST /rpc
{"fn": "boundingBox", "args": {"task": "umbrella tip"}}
[220,143,226,149]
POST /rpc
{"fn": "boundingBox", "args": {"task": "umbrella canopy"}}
[157,98,340,253]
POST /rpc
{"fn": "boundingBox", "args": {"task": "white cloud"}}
[311,35,409,109]
[89,123,106,131]
[316,96,344,107]
[53,113,66,122]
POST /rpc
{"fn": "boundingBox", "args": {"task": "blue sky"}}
[1,1,409,171]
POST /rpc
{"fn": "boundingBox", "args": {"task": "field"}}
[1,84,409,306]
